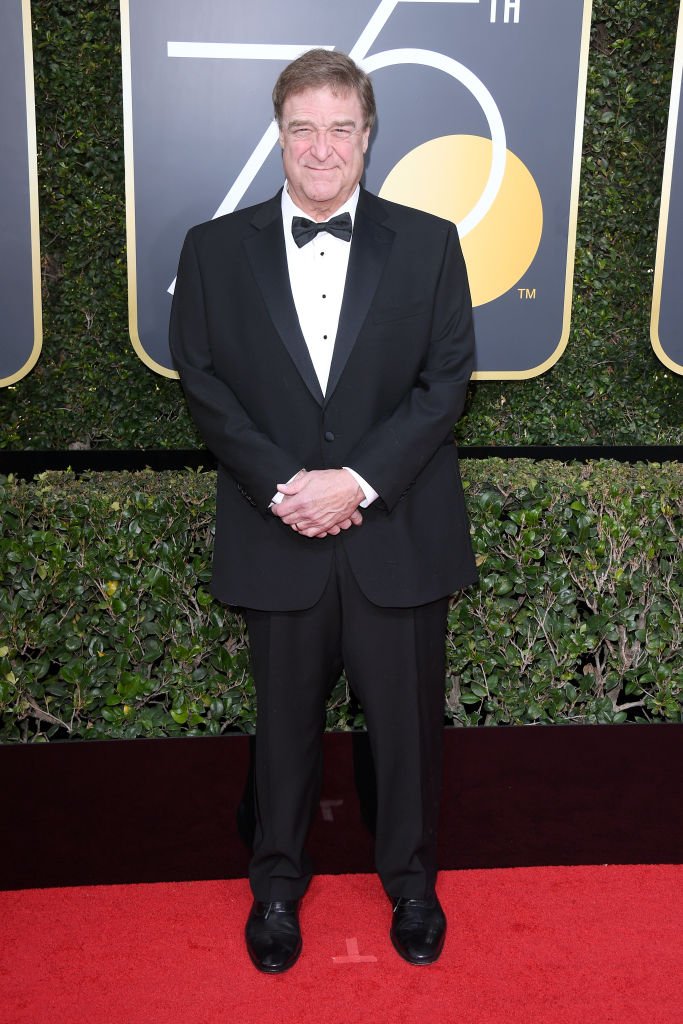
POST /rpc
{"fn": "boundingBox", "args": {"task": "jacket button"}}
[324,431,335,442]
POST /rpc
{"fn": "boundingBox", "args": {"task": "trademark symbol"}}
[517,287,536,300]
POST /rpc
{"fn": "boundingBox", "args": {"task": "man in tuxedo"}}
[170,48,477,973]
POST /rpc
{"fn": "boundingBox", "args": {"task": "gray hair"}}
[273,49,376,131]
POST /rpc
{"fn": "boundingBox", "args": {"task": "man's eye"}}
[294,128,312,138]
[333,128,351,138]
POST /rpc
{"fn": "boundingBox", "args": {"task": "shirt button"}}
[324,431,335,442]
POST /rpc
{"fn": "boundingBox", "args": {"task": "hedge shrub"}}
[0,0,681,448]
[1,460,680,743]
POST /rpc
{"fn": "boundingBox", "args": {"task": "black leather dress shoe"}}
[245,900,302,974]
[390,895,447,965]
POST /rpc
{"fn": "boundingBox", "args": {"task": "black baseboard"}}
[1,446,681,480]
[2,725,681,891]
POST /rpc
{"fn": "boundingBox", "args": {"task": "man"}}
[170,49,477,973]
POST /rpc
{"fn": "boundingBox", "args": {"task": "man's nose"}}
[309,129,333,158]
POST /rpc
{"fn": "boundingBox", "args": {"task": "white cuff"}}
[270,469,305,507]
[343,467,378,508]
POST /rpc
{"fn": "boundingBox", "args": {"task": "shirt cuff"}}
[343,467,378,508]
[270,469,305,507]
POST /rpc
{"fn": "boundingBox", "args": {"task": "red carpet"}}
[2,866,681,1024]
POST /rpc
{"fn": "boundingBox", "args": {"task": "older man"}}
[170,48,477,973]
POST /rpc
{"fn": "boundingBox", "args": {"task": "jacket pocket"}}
[371,302,430,325]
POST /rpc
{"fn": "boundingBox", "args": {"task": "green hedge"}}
[1,460,680,742]
[0,0,682,448]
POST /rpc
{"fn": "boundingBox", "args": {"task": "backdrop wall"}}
[0,0,682,449]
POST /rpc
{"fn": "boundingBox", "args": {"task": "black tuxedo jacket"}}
[170,188,478,611]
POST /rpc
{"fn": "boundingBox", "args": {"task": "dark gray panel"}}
[0,0,40,386]
[124,0,589,376]
[656,60,683,372]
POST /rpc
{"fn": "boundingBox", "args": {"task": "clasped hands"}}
[270,468,363,538]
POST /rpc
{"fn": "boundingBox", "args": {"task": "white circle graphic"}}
[361,48,507,238]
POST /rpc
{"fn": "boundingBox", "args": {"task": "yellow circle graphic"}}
[379,135,543,307]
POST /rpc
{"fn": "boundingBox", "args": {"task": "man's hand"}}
[271,469,364,538]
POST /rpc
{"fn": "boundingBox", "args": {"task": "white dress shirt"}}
[271,185,378,508]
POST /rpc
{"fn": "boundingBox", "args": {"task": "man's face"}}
[279,85,370,220]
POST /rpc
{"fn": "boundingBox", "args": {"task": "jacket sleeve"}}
[346,223,475,511]
[169,228,303,512]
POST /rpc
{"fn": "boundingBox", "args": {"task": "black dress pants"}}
[243,540,449,902]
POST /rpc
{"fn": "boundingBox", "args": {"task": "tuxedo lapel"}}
[325,190,394,403]
[243,190,393,406]
[243,195,324,406]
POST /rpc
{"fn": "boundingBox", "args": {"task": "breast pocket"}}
[371,302,431,325]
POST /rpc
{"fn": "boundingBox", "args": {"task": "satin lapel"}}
[243,199,324,406]
[325,193,395,404]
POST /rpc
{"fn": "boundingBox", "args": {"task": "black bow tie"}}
[291,212,353,247]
